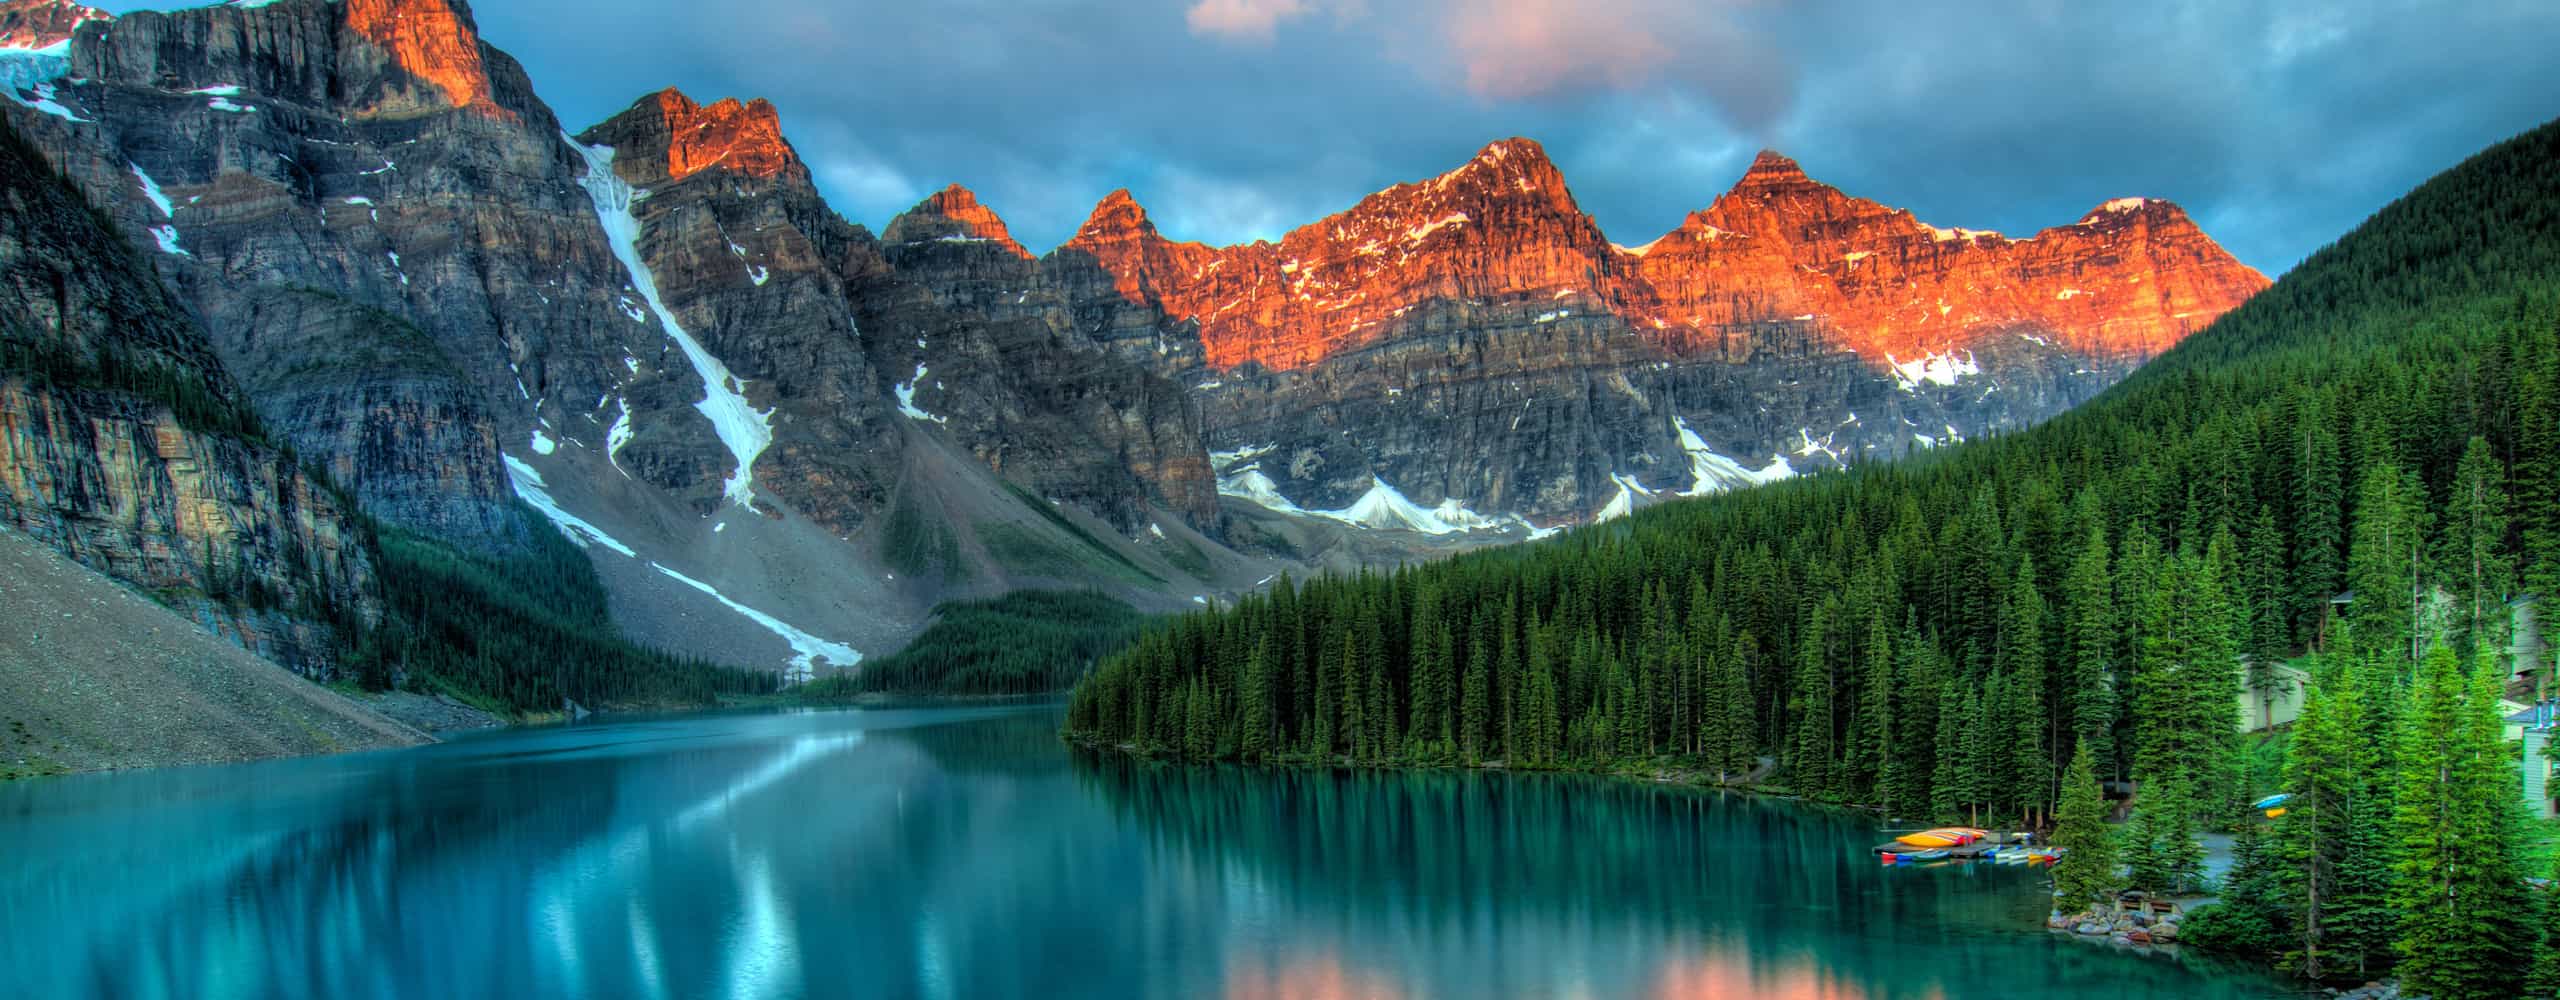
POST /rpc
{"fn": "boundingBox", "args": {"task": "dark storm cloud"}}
[96,0,2560,273]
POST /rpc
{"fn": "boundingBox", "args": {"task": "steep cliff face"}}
[0,0,918,674]
[0,0,611,551]
[867,184,1218,530]
[1058,139,2267,521]
[574,87,895,530]
[0,115,379,677]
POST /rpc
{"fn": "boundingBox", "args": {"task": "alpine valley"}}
[0,0,2266,727]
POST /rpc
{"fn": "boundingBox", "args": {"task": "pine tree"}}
[2346,457,2425,664]
[2185,821,2288,955]
[1789,602,1835,798]
[2126,775,2204,895]
[2518,320,2560,603]
[1462,620,1490,762]
[1930,676,1963,820]
[2050,743,2118,914]
[1240,636,1274,761]
[2390,647,2528,999]
[2296,404,2347,646]
[2440,436,2514,660]
[2001,555,2051,823]
[2529,857,2560,999]
[2062,526,2119,777]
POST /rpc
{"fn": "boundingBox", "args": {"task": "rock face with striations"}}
[1060,139,2270,523]
[2,0,618,551]
[866,183,1217,530]
[0,114,379,677]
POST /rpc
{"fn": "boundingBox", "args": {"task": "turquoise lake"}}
[0,703,2287,999]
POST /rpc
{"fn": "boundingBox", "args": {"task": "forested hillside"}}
[1065,118,2560,993]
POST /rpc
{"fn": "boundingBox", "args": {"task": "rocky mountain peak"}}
[1377,136,1582,220]
[883,184,1032,259]
[579,87,806,188]
[0,0,105,49]
[343,0,501,116]
[1735,149,1810,187]
[1072,189,1158,244]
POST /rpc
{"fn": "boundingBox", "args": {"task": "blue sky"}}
[103,0,2560,274]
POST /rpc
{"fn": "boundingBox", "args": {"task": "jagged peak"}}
[1070,188,1161,246]
[0,0,107,50]
[1734,149,1815,189]
[883,183,1031,259]
[1427,136,1569,193]
[581,87,802,186]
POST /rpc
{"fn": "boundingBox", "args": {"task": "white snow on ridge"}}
[529,430,557,455]
[572,135,774,509]
[1330,478,1473,535]
[1674,416,1797,496]
[505,455,636,557]
[1216,465,1301,513]
[1594,474,1654,523]
[1215,465,1524,537]
[1885,350,1981,392]
[648,562,859,684]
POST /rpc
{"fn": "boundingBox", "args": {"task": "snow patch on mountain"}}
[894,364,948,423]
[1674,416,1797,496]
[1215,465,1522,536]
[647,562,860,684]
[572,135,774,509]
[505,455,636,557]
[1885,350,1981,392]
[0,42,84,121]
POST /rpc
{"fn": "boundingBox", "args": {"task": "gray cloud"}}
[95,0,2560,274]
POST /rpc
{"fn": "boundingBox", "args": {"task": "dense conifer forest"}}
[1066,119,2560,996]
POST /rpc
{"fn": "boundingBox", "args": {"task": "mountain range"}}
[0,0,2267,686]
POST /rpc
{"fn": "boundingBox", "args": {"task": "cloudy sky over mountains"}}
[100,0,2560,273]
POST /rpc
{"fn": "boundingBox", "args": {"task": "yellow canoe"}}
[1895,833,1962,848]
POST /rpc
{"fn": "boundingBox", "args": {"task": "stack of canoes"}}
[1879,848,1952,865]
[2252,793,2292,819]
[1892,827,1991,849]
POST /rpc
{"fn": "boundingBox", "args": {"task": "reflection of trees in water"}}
[884,707,1074,778]
[1072,754,2271,1000]
[7,747,632,998]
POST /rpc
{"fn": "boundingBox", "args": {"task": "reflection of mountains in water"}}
[1071,757,2258,999]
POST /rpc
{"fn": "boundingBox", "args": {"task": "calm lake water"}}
[0,703,2285,999]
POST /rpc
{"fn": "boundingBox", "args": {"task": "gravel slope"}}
[0,527,427,778]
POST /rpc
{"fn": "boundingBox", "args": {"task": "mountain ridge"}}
[0,0,2276,689]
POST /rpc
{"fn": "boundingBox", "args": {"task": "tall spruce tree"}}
[2050,744,2118,914]
[2389,648,2528,1000]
